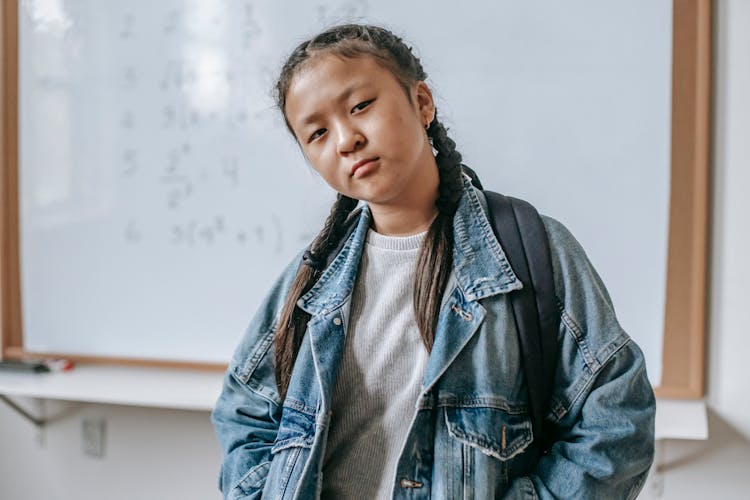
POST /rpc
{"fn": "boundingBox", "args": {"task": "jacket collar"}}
[451,174,522,299]
[296,207,371,316]
[296,174,521,317]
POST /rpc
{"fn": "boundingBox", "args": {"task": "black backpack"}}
[462,165,559,454]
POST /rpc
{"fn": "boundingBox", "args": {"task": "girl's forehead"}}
[294,53,408,98]
[291,54,390,91]
[285,54,404,118]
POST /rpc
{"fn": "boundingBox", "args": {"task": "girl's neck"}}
[369,201,439,236]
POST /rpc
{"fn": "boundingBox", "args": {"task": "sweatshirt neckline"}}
[366,228,427,251]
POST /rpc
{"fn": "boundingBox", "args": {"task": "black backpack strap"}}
[484,191,559,452]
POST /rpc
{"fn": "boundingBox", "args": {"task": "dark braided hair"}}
[274,24,464,401]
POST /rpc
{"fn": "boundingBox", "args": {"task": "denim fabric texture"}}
[211,175,656,499]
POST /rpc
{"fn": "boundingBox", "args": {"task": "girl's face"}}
[284,54,438,215]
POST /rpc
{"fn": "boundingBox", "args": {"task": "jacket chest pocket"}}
[263,404,316,499]
[445,406,532,460]
[443,405,535,498]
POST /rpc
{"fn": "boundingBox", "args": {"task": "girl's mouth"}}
[351,157,379,177]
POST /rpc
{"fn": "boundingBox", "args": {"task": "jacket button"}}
[333,317,342,326]
[451,304,473,322]
[400,478,423,489]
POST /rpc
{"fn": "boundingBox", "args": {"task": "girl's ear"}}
[414,81,435,127]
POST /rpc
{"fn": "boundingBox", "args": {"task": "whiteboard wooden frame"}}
[657,0,712,399]
[1,1,712,394]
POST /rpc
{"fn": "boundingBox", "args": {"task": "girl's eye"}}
[351,99,373,113]
[308,128,326,143]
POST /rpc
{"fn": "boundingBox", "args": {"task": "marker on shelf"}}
[0,358,75,373]
[46,359,75,372]
[0,359,51,373]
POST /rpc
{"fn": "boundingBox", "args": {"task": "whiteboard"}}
[19,0,671,384]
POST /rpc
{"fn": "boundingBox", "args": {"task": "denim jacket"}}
[211,175,656,499]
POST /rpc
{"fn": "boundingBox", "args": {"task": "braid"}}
[428,113,464,215]
[305,194,359,271]
[274,194,357,401]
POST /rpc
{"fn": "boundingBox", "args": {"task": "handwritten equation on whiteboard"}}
[110,2,304,251]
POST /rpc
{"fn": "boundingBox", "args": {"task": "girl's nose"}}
[337,126,366,154]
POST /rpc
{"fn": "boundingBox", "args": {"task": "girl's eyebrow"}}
[299,82,368,126]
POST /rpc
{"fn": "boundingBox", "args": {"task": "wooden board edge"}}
[0,0,23,360]
[659,0,712,397]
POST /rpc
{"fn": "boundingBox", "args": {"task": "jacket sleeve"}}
[211,255,303,500]
[503,217,656,500]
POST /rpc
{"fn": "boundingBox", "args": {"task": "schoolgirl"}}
[212,24,655,500]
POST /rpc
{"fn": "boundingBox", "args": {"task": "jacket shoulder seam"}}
[551,336,633,421]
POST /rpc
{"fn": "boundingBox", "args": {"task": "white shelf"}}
[0,365,709,441]
[655,398,708,440]
[0,364,223,412]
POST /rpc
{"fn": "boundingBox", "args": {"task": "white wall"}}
[2,2,749,499]
[0,399,221,500]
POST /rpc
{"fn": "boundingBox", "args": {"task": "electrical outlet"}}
[81,418,106,458]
